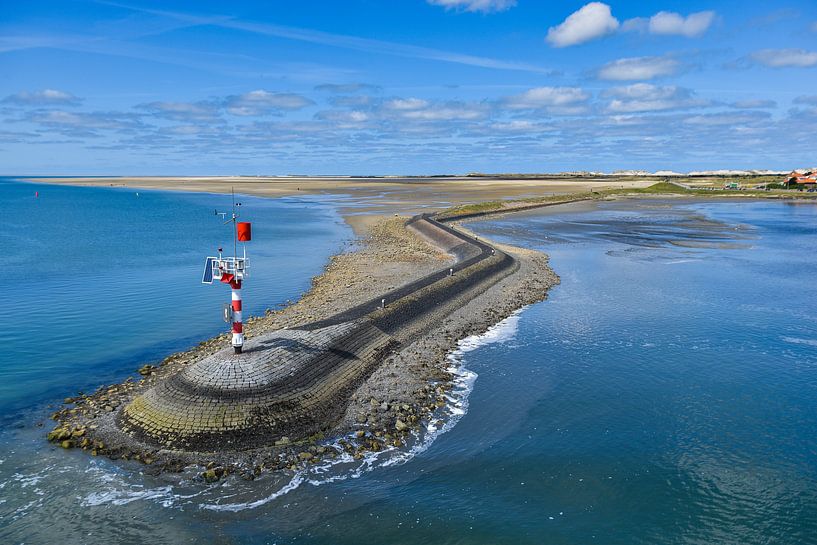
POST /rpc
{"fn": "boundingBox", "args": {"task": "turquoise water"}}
[0,177,352,414]
[1,191,816,544]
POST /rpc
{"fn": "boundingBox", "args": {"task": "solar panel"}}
[202,257,214,284]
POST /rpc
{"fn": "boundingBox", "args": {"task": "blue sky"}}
[2,0,817,175]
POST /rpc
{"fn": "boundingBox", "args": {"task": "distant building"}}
[785,171,817,186]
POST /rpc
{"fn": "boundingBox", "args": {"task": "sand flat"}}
[24,175,657,216]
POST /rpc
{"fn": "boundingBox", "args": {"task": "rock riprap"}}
[58,214,523,456]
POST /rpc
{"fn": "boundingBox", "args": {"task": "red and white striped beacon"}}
[202,194,252,354]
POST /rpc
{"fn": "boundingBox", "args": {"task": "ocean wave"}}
[76,310,523,512]
[201,309,523,512]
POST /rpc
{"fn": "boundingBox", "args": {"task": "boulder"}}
[137,364,157,376]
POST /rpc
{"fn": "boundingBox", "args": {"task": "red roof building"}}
[786,171,817,185]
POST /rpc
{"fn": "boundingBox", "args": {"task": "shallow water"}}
[0,178,351,415]
[2,192,816,544]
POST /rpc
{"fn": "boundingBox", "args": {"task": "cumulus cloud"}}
[604,84,708,113]
[647,11,716,37]
[490,120,545,133]
[427,0,516,13]
[328,96,491,125]
[597,56,680,81]
[504,86,590,113]
[751,49,817,68]
[384,98,431,111]
[315,109,371,126]
[400,103,487,121]
[683,111,770,126]
[2,89,81,106]
[546,3,619,48]
[224,90,314,116]
[20,110,143,136]
[622,11,716,37]
[138,101,219,122]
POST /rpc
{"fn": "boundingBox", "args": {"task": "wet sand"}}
[24,175,657,218]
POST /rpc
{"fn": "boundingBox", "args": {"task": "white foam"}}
[202,310,524,512]
[782,336,817,347]
[81,462,207,508]
[85,485,176,507]
[81,310,525,512]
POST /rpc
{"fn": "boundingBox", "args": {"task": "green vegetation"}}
[620,182,694,194]
[439,200,507,217]
[438,180,817,220]
[437,193,597,219]
[740,175,782,185]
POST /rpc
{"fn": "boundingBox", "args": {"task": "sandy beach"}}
[25,175,658,220]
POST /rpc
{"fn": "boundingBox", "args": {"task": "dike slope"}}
[50,214,528,465]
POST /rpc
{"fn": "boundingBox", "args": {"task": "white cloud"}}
[598,56,680,81]
[2,89,81,106]
[384,98,430,111]
[139,101,219,122]
[648,11,716,37]
[427,0,516,13]
[683,112,770,126]
[546,3,619,48]
[379,98,488,122]
[751,49,817,68]
[401,105,485,121]
[605,84,708,113]
[620,17,648,33]
[315,109,370,126]
[622,11,716,38]
[490,120,542,132]
[30,110,86,126]
[224,90,314,116]
[504,86,590,113]
[24,110,142,133]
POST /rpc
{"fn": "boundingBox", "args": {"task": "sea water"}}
[1,190,816,544]
[0,177,351,416]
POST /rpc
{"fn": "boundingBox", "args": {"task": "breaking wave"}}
[78,309,523,513]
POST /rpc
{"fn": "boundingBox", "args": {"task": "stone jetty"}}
[115,214,517,451]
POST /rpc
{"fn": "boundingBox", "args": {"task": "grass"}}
[437,181,817,220]
[436,193,596,219]
[621,182,695,194]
